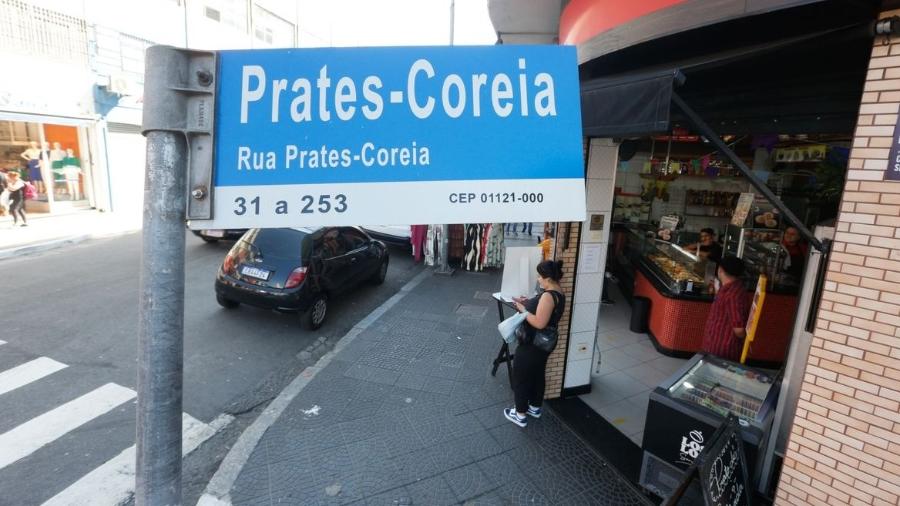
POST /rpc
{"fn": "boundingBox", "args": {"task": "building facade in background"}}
[0,0,301,219]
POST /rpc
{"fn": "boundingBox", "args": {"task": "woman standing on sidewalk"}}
[6,171,27,227]
[505,260,566,428]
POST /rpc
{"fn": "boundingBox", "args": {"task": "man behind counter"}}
[702,256,751,362]
[685,227,722,261]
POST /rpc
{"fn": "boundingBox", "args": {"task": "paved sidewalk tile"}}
[232,272,651,505]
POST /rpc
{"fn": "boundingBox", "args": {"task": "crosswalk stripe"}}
[0,357,68,396]
[0,383,136,470]
[42,413,233,506]
[0,340,6,346]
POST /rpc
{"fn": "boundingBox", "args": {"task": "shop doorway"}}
[565,10,875,498]
[1,120,93,217]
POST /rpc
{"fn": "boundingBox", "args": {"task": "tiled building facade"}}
[776,9,900,504]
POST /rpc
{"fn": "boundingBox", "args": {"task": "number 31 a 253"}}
[233,195,348,215]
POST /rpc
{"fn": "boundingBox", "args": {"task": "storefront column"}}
[37,123,55,212]
[776,9,900,504]
[556,138,618,396]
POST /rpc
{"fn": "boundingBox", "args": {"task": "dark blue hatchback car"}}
[214,227,389,329]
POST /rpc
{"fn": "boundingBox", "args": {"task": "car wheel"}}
[306,293,328,330]
[371,259,388,285]
[201,236,219,243]
[216,293,239,309]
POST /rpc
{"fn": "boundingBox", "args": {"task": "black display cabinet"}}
[640,353,780,499]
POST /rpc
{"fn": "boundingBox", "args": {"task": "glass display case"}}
[641,239,712,296]
[724,225,797,292]
[640,354,781,499]
[666,356,775,429]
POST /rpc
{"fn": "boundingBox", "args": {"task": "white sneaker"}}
[503,408,527,428]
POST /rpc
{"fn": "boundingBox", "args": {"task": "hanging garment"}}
[484,223,506,268]
[424,225,435,266]
[479,224,491,268]
[433,225,444,266]
[410,225,428,263]
[463,224,478,270]
[462,224,487,271]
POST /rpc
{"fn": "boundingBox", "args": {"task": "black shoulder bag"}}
[532,291,562,354]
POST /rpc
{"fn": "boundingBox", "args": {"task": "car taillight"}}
[223,253,236,276]
[285,267,307,288]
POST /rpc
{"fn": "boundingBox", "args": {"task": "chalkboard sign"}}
[699,417,752,506]
[665,416,752,506]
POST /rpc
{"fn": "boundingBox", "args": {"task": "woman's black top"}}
[521,289,566,341]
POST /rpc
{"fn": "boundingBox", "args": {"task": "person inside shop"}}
[702,256,750,362]
[685,228,722,261]
[504,260,566,428]
[781,226,808,279]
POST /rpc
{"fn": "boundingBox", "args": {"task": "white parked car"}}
[361,225,412,249]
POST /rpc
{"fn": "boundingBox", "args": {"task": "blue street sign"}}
[192,45,586,228]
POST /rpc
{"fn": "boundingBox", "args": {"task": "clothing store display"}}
[484,223,505,268]
[27,158,42,182]
[62,156,81,181]
[50,147,66,181]
[463,224,483,271]
[410,225,428,263]
[424,225,435,266]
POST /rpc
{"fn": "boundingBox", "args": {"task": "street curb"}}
[0,235,90,260]
[197,268,433,506]
[0,228,141,261]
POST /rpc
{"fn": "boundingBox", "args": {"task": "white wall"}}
[564,138,618,390]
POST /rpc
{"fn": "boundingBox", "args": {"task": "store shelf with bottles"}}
[636,156,746,180]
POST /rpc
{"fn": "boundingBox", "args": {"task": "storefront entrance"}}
[531,1,880,501]
[1,118,96,218]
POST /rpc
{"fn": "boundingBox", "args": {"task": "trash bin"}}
[630,296,650,334]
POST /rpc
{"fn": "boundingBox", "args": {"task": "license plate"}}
[204,229,225,238]
[240,265,270,280]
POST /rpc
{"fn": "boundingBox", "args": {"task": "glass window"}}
[242,228,309,260]
[317,228,347,258]
[204,6,221,21]
[341,228,368,251]
[205,0,248,33]
[252,5,294,47]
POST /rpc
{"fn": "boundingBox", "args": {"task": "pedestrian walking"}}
[6,171,27,227]
[505,222,517,235]
[505,260,566,428]
[521,222,533,236]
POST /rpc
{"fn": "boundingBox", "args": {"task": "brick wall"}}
[545,221,581,398]
[775,11,900,505]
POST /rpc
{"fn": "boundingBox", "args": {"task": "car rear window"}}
[241,228,310,260]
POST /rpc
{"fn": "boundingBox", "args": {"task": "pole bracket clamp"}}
[142,46,217,220]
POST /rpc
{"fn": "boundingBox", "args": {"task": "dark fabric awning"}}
[580,69,684,138]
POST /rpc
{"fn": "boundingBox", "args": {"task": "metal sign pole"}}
[136,131,187,505]
[138,45,216,505]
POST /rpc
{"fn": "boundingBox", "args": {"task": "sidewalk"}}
[0,209,141,259]
[215,270,650,505]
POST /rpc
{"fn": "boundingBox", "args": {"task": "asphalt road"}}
[0,231,421,505]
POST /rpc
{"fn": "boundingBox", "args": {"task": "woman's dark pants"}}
[512,344,549,414]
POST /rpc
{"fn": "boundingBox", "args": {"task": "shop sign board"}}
[888,116,900,181]
[191,45,586,229]
[664,416,751,506]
